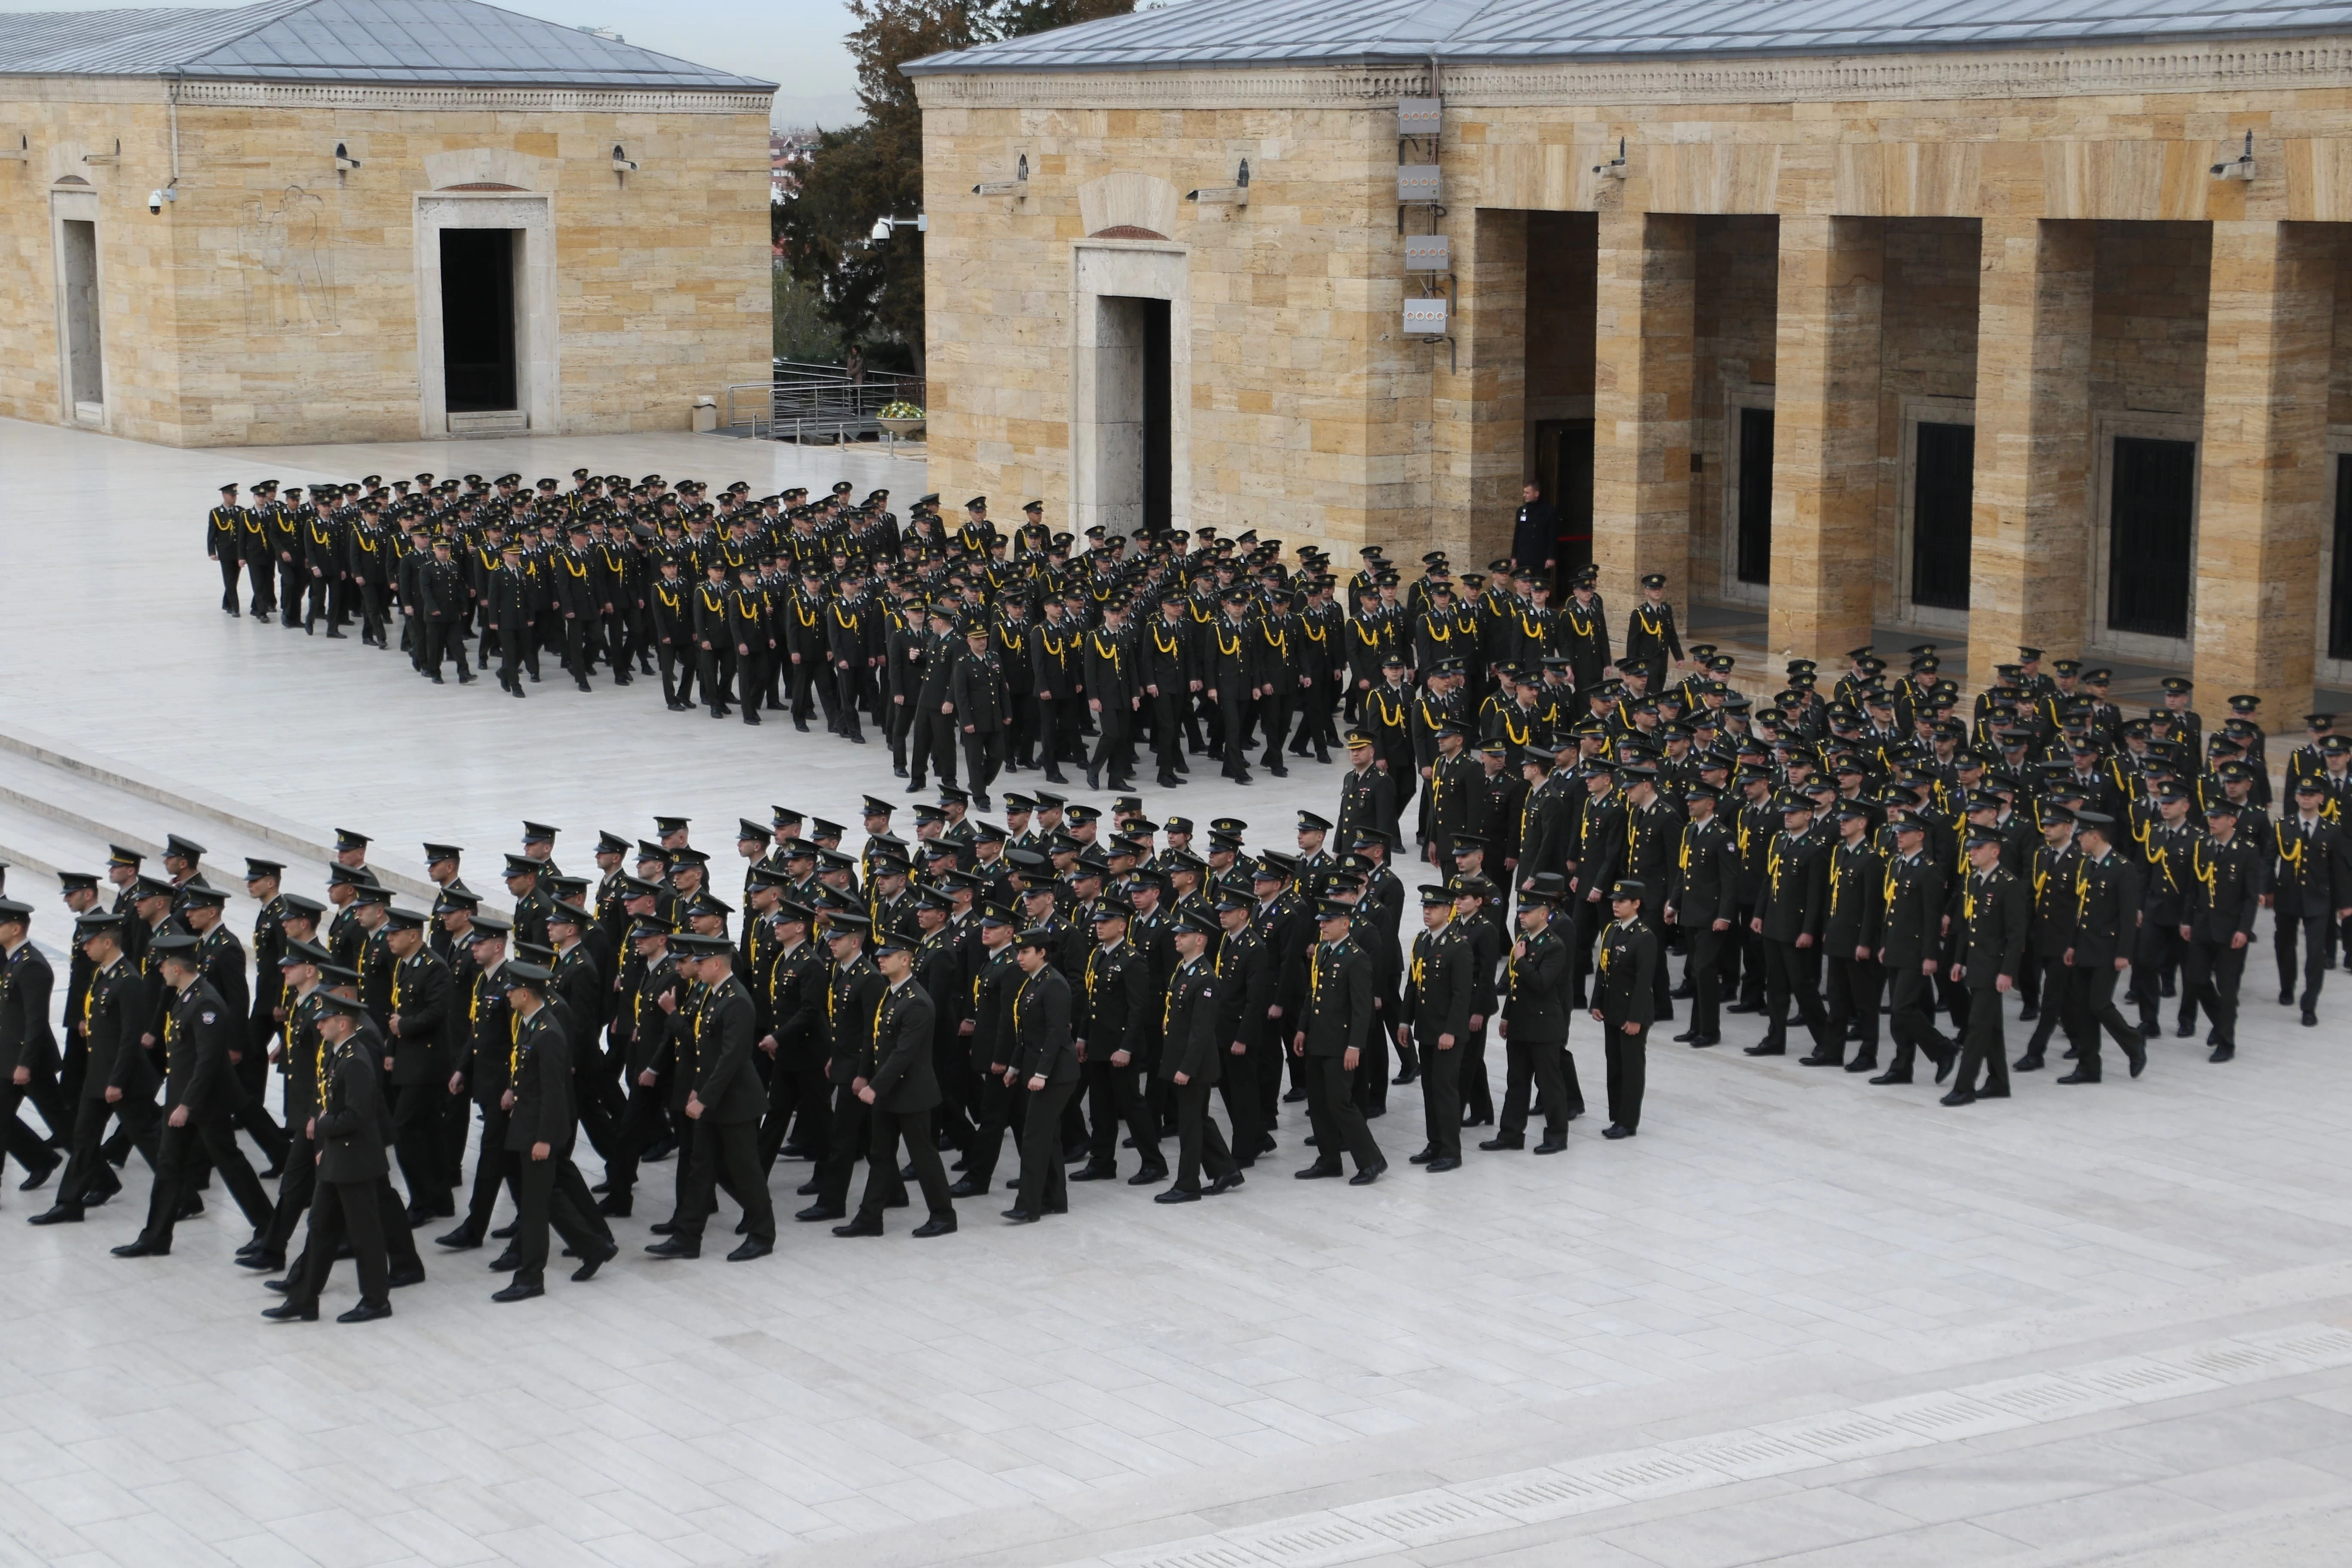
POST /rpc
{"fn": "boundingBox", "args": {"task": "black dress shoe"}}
[648,1220,677,1235]
[111,1240,166,1258]
[1684,1034,1720,1048]
[1797,1052,1844,1067]
[434,1226,482,1250]
[1282,1087,1308,1104]
[727,1238,775,1262]
[911,1216,957,1237]
[337,1301,394,1324]
[1601,1124,1635,1140]
[1348,1161,1387,1185]
[2125,1036,2148,1076]
[793,1178,823,1196]
[486,1248,521,1271]
[1532,1137,1567,1155]
[490,1222,516,1239]
[1424,1156,1461,1172]
[237,1252,286,1272]
[1068,1164,1117,1182]
[1933,1050,1957,1084]
[1155,1188,1201,1204]
[1939,1089,1977,1106]
[2282,987,2297,1007]
[2013,1053,2045,1072]
[2209,1044,2235,1063]
[1724,1002,1763,1015]
[1294,1162,1343,1179]
[261,1301,319,1322]
[28,1205,85,1225]
[1844,1056,1878,1073]
[18,1163,56,1191]
[1407,1148,1435,1165]
[1478,1135,1524,1151]
[176,1198,205,1221]
[386,1265,426,1289]
[2304,1009,2320,1027]
[2018,1005,2039,1022]
[1391,1065,1419,1085]
[794,1204,844,1222]
[1125,1168,1168,1187]
[2174,1020,2196,1038]
[596,1195,632,1218]
[571,1244,618,1282]
[491,1280,545,1303]
[263,1277,291,1293]
[644,1237,701,1259]
[947,1178,989,1198]
[2055,1070,2100,1084]
[1742,1042,1785,1057]
[1867,1070,1911,1085]
[1001,1208,1038,1223]
[832,1217,885,1237]
[1206,1172,1244,1194]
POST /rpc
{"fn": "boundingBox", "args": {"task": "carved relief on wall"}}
[239,186,340,335]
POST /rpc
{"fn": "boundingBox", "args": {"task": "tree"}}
[775,0,1134,370]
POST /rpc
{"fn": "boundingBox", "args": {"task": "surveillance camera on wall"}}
[149,190,164,214]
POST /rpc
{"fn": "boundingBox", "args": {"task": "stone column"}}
[2193,220,2334,726]
[1432,208,1527,568]
[1968,217,2094,672]
[1591,210,1695,617]
[1768,214,1882,663]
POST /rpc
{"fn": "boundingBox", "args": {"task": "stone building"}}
[908,0,2352,717]
[0,0,773,446]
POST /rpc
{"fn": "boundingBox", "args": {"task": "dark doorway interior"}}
[2333,454,2352,660]
[1531,419,1595,579]
[1911,421,1974,610]
[2107,435,2195,640]
[1736,406,1774,586]
[60,217,103,408]
[1140,297,1171,534]
[441,228,518,413]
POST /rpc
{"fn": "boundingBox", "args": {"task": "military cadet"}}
[1155,909,1240,1201]
[0,898,68,1194]
[2272,778,2350,1026]
[832,930,958,1238]
[1591,880,1659,1137]
[493,961,616,1299]
[2180,799,2264,1062]
[1394,884,1469,1170]
[263,990,395,1323]
[1620,575,1685,692]
[438,916,516,1248]
[32,913,156,1225]
[1747,796,1833,1058]
[1072,895,1161,1184]
[1873,816,1954,1086]
[1665,781,1733,1048]
[1489,873,1574,1155]
[1004,928,1079,1223]
[1943,828,2029,1106]
[1291,900,1385,1183]
[1807,802,1884,1071]
[646,933,776,1258]
[415,535,478,684]
[2056,813,2148,1082]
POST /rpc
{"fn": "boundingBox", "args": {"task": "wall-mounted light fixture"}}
[2211,130,2255,181]
[334,141,362,172]
[612,142,639,175]
[972,151,1028,199]
[1186,159,1250,207]
[1593,136,1629,180]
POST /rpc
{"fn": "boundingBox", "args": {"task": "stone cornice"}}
[0,77,771,115]
[914,35,2352,110]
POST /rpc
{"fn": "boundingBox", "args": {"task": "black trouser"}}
[216,555,242,611]
[1006,684,1037,765]
[912,708,958,786]
[2277,910,2331,1006]
[423,621,472,680]
[389,1081,449,1213]
[2060,962,2139,1078]
[1884,961,1951,1078]
[295,1176,419,1284]
[1090,701,1135,783]
[816,1084,900,1210]
[1148,691,1185,778]
[244,548,276,615]
[277,556,304,623]
[459,1099,511,1238]
[1083,1057,1160,1172]
[1733,904,1764,1007]
[1762,938,1829,1051]
[56,1094,154,1209]
[758,1063,823,1172]
[960,1066,1014,1188]
[1167,1080,1235,1192]
[858,1106,953,1224]
[496,622,539,686]
[1255,692,1292,767]
[699,644,735,712]
[1012,1078,1074,1215]
[657,635,693,705]
[1603,1028,1645,1128]
[1219,696,1253,778]
[1038,694,1084,772]
[303,568,332,631]
[962,729,1004,799]
[1460,1021,1495,1121]
[258,1129,316,1258]
[2132,919,2184,1030]
[1352,1014,1391,1115]
[603,1080,670,1198]
[737,647,767,721]
[1498,1036,1571,1139]
[2183,938,2246,1046]
[1682,923,1723,1037]
[1288,685,1339,756]
[1417,1032,1461,1160]
[0,1066,68,1155]
[833,664,866,738]
[1822,954,1882,1060]
[1953,982,2009,1096]
[1215,1043,1265,1164]
[1300,1051,1381,1171]
[292,1179,389,1308]
[140,1115,273,1249]
[789,650,828,724]
[677,1117,775,1244]
[507,1150,607,1286]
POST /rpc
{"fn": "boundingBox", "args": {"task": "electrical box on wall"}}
[1404,234,1449,272]
[1403,298,1449,335]
[1396,165,1441,203]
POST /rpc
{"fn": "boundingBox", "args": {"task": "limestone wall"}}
[0,80,771,446]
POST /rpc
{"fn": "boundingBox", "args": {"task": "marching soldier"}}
[2055,812,2148,1082]
[1155,909,1240,1201]
[1290,900,1385,1184]
[2181,800,2263,1062]
[1943,828,2028,1106]
[1592,879,1659,1138]
[262,990,395,1323]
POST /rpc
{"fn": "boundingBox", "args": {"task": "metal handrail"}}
[723,361,927,441]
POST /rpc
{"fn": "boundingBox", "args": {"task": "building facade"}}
[0,0,774,447]
[910,0,2352,720]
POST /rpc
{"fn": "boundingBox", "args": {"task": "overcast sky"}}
[0,0,870,126]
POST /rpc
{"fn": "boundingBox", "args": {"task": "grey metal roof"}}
[905,0,2352,74]
[0,0,775,89]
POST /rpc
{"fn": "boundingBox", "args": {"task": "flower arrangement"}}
[879,401,925,420]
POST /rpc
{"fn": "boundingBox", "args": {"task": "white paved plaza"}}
[2,415,2351,1568]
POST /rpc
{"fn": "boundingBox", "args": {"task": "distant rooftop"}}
[0,0,775,89]
[906,0,2352,75]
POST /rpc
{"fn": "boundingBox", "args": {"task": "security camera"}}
[149,189,164,214]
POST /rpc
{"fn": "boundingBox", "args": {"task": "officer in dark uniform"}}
[2056,812,2147,1082]
[0,898,68,1190]
[1592,879,1660,1137]
[1747,797,1832,1057]
[1291,900,1385,1183]
[2272,779,2350,1025]
[1943,828,2028,1106]
[1396,884,1469,1170]
[646,933,777,1257]
[1665,782,1733,1048]
[2181,800,2263,1062]
[1156,908,1240,1200]
[32,913,156,1225]
[1004,928,1079,1222]
[1072,897,1161,1184]
[493,962,616,1300]
[830,930,958,1237]
[263,990,395,1323]
[1489,872,1574,1155]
